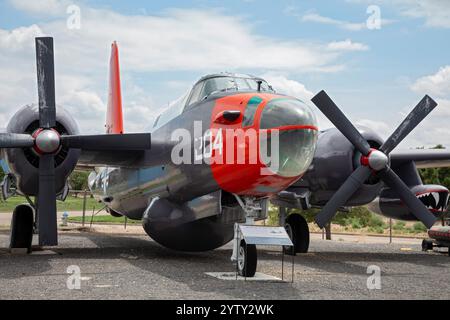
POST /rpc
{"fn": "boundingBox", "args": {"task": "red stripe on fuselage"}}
[263,125,319,132]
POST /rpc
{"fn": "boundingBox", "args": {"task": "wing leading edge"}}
[390,149,450,169]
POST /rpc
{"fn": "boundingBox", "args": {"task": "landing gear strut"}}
[281,210,310,255]
[9,205,34,253]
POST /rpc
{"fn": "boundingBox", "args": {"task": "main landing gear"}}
[284,214,310,255]
[280,208,310,255]
[9,205,35,253]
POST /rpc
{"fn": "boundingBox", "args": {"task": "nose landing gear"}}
[9,205,34,254]
[237,240,257,277]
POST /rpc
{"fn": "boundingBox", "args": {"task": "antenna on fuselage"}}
[257,80,263,92]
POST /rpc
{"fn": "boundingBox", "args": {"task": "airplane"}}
[1,37,450,277]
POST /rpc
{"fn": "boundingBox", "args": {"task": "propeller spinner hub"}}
[34,129,61,154]
[365,149,389,171]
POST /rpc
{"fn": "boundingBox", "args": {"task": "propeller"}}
[311,90,438,229]
[0,37,151,246]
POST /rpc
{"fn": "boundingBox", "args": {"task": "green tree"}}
[419,145,450,190]
[69,171,89,191]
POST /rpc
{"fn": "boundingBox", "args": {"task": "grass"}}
[68,215,140,225]
[0,195,100,213]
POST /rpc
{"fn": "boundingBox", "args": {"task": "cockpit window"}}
[187,82,204,106]
[186,76,272,107]
[200,77,237,100]
[243,96,263,127]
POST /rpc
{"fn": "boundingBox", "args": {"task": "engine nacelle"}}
[143,191,245,251]
[3,104,80,196]
[301,127,384,206]
[369,184,450,221]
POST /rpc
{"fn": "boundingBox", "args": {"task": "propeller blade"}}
[61,133,151,151]
[37,154,58,246]
[312,90,371,156]
[378,167,437,229]
[315,166,372,228]
[380,96,437,155]
[36,37,56,129]
[0,133,34,148]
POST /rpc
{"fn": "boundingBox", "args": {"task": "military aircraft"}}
[1,37,450,277]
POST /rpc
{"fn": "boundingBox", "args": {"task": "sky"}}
[0,0,449,148]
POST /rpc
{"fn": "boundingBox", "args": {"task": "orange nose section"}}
[209,93,318,196]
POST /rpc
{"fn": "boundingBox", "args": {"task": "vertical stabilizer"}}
[106,41,124,134]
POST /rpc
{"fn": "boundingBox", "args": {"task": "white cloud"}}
[8,0,70,16]
[411,66,450,97]
[0,24,44,50]
[262,74,333,129]
[356,119,391,138]
[355,98,450,149]
[347,0,450,29]
[435,98,450,117]
[403,67,450,148]
[302,12,367,31]
[50,7,344,73]
[286,6,393,31]
[327,39,369,51]
[262,74,314,101]
[399,0,450,28]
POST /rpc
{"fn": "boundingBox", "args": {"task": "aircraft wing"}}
[75,150,146,170]
[390,149,450,169]
[75,137,174,170]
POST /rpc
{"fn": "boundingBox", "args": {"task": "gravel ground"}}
[0,228,449,300]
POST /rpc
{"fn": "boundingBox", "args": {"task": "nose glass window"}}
[260,98,317,129]
[259,98,318,177]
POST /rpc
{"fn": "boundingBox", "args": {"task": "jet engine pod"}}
[377,184,449,221]
[142,191,244,252]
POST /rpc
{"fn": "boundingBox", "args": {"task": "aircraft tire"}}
[284,214,310,255]
[10,205,34,253]
[238,240,257,277]
[422,239,433,252]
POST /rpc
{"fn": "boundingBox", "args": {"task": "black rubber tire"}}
[422,239,433,252]
[10,205,34,253]
[284,214,310,255]
[238,240,257,277]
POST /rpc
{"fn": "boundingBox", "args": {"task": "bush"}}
[413,222,428,233]
[368,214,386,228]
[268,204,387,232]
[393,221,406,230]
[369,226,385,234]
[351,219,362,229]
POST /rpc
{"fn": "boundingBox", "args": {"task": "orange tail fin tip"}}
[106,41,124,134]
